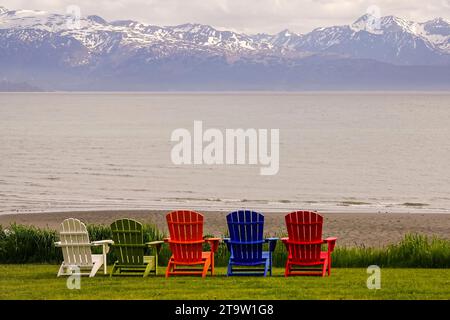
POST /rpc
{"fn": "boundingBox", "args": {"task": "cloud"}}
[2,0,449,34]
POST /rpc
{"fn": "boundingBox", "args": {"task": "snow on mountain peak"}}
[425,17,450,26]
[380,16,418,33]
[0,7,61,30]
[169,23,216,34]
[267,29,303,49]
[0,6,8,15]
[417,18,450,52]
[280,29,293,37]
[422,17,450,36]
[351,14,418,35]
[111,20,141,28]
[86,15,107,25]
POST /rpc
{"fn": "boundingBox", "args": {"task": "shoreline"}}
[1,210,449,247]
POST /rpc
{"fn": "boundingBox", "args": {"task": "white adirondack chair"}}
[54,218,113,277]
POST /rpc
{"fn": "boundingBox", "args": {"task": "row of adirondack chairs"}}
[55,210,337,278]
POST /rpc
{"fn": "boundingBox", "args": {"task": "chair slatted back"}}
[110,219,145,265]
[59,218,92,266]
[166,210,204,264]
[227,210,264,263]
[285,211,323,263]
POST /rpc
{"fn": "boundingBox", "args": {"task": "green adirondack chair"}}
[110,218,163,277]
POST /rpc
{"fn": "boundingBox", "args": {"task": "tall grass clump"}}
[0,224,61,263]
[332,234,450,268]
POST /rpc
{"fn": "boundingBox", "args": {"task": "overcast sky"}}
[2,0,450,34]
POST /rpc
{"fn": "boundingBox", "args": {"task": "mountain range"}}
[0,6,449,90]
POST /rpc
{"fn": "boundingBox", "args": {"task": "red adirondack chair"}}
[164,210,220,278]
[282,211,337,277]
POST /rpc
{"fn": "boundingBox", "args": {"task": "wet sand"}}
[0,210,449,247]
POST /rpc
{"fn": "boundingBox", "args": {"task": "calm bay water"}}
[0,92,449,214]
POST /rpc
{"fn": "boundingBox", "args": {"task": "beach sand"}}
[0,210,449,247]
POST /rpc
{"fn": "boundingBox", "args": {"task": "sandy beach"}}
[0,210,448,247]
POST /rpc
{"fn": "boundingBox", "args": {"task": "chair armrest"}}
[54,241,61,247]
[280,237,289,249]
[91,240,114,246]
[91,239,114,255]
[323,237,337,253]
[205,237,221,253]
[163,237,170,243]
[146,241,164,246]
[265,237,278,252]
[145,241,164,253]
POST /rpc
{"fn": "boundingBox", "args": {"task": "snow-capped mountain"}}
[0,7,272,57]
[0,6,449,90]
[295,14,450,65]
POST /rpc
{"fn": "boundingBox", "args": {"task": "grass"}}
[0,265,449,300]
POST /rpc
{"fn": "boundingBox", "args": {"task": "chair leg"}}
[165,259,173,278]
[269,255,273,276]
[210,252,215,275]
[143,263,151,277]
[328,256,332,276]
[102,244,108,275]
[90,256,103,277]
[284,261,290,277]
[202,259,211,278]
[227,262,232,276]
[57,263,64,277]
[109,263,116,277]
[264,259,270,277]
[321,260,327,277]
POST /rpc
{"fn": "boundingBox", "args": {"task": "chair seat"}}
[230,251,269,266]
[171,251,212,265]
[114,255,154,267]
[144,255,155,264]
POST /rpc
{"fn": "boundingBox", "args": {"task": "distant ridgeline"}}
[0,80,44,92]
[0,6,450,90]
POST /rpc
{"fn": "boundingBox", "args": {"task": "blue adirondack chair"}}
[224,210,278,276]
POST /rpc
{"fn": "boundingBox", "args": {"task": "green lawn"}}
[0,265,449,300]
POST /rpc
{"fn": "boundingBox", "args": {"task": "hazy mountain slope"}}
[0,6,449,90]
